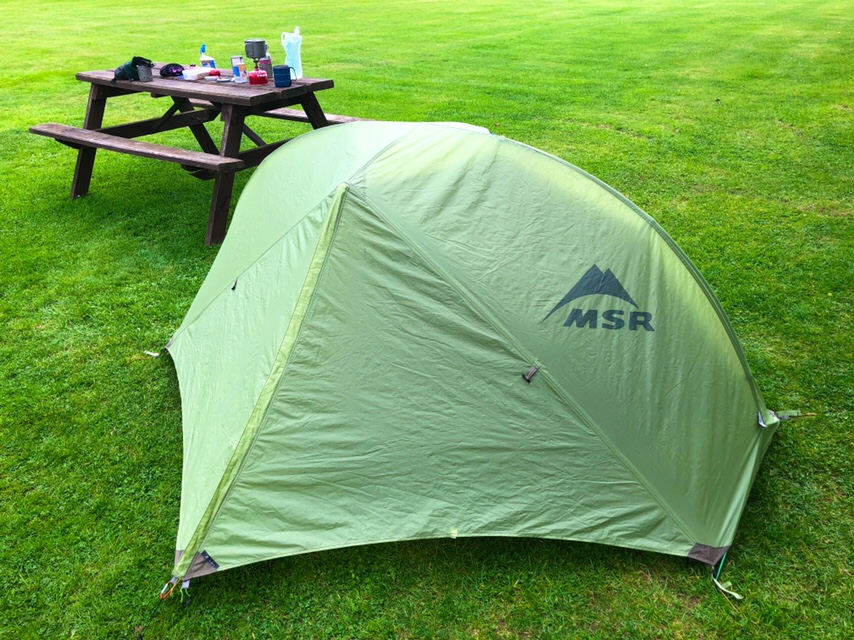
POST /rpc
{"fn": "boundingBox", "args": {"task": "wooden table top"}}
[76,66,335,107]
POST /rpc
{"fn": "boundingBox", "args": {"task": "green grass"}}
[1,0,851,637]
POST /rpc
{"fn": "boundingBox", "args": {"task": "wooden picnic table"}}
[30,64,364,244]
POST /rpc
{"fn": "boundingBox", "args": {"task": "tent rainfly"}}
[166,121,778,582]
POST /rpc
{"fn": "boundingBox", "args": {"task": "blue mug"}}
[273,65,297,88]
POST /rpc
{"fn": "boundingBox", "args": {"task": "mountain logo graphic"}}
[544,265,654,331]
[544,265,637,320]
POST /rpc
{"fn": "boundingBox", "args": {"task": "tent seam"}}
[173,186,348,579]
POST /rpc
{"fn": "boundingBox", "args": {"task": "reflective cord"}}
[135,600,164,640]
[712,576,744,600]
[137,581,176,640]
[711,553,743,600]
[137,578,192,637]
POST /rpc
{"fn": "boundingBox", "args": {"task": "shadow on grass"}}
[28,160,255,257]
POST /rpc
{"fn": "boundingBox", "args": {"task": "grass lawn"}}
[1,0,851,638]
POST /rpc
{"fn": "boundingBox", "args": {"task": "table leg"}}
[173,97,220,155]
[242,124,267,147]
[299,93,332,129]
[206,104,246,245]
[71,84,107,198]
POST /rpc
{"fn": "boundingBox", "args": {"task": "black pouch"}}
[112,56,153,83]
[159,63,185,78]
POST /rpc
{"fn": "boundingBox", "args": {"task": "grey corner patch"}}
[174,549,221,580]
[687,543,731,566]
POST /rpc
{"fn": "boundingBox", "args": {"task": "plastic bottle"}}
[282,27,303,79]
[200,44,216,69]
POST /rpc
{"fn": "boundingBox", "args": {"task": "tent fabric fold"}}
[166,122,776,580]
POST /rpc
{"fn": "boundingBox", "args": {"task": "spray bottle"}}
[200,44,216,69]
[282,27,303,79]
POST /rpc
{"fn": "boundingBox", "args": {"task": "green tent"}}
[167,122,778,581]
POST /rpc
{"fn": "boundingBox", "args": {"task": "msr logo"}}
[544,265,654,331]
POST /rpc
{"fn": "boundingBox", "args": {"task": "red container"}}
[248,69,268,85]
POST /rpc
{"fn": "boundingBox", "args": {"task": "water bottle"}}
[282,27,303,79]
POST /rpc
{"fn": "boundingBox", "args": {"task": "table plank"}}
[76,69,334,107]
[31,123,244,172]
[257,107,370,125]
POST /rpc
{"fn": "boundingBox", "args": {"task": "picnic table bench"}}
[30,64,369,245]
